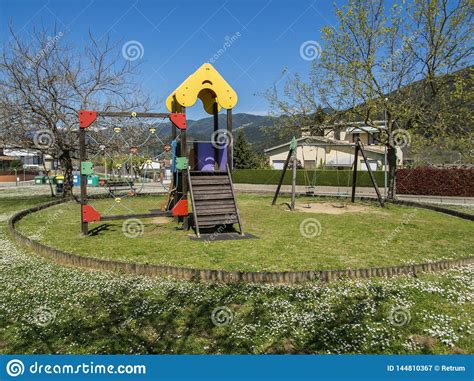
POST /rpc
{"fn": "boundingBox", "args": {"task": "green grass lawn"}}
[0,195,54,219]
[16,194,474,272]
[439,204,474,216]
[1,194,473,354]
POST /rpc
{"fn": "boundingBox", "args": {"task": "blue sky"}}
[0,0,343,119]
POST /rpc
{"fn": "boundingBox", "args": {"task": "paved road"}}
[233,184,474,206]
[1,181,473,206]
[0,182,171,197]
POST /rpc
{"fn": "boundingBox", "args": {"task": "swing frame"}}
[272,137,385,208]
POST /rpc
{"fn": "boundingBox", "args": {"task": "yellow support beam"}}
[166,63,238,114]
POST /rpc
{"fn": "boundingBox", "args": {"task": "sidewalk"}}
[0,182,171,197]
[1,182,473,206]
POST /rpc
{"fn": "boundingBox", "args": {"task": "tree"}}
[233,129,259,169]
[402,0,473,161]
[265,77,327,140]
[0,25,151,197]
[267,0,472,199]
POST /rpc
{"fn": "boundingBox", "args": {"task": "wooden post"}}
[272,148,292,205]
[351,143,360,203]
[226,108,233,172]
[79,126,88,235]
[187,170,199,237]
[272,137,297,206]
[171,98,178,208]
[213,102,219,171]
[357,140,385,207]
[291,149,297,211]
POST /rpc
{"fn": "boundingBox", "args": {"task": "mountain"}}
[186,113,286,152]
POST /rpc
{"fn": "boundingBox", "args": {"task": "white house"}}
[265,123,403,171]
[2,148,58,171]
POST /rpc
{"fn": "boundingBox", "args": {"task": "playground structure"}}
[272,136,385,209]
[78,63,244,238]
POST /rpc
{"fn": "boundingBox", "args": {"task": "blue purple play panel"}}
[194,142,227,171]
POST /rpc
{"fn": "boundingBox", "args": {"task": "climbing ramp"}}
[188,168,243,238]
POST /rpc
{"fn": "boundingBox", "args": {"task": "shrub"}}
[396,167,474,197]
[232,169,385,187]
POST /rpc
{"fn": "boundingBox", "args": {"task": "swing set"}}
[272,136,385,209]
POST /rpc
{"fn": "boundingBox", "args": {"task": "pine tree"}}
[233,130,258,169]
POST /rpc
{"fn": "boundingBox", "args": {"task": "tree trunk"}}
[41,155,55,197]
[59,150,74,198]
[387,144,397,200]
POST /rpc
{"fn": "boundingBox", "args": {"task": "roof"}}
[3,149,39,157]
[264,136,385,155]
[346,127,381,134]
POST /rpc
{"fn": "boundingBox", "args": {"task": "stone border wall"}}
[7,197,474,284]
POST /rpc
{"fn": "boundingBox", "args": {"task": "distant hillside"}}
[184,113,287,152]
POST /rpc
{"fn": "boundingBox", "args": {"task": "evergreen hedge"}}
[232,169,385,187]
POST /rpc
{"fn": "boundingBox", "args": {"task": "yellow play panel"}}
[166,63,238,114]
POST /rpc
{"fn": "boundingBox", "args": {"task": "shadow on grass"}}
[88,224,112,236]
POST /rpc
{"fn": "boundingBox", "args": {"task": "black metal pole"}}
[181,107,188,228]
[290,151,296,211]
[272,148,293,206]
[226,108,233,172]
[171,99,178,208]
[79,127,88,235]
[351,143,360,203]
[213,102,219,171]
[357,140,385,207]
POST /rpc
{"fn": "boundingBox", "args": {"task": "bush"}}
[232,169,385,187]
[397,167,474,197]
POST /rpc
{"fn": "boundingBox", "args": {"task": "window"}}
[368,133,379,145]
[360,160,378,171]
[272,160,285,170]
[352,133,360,143]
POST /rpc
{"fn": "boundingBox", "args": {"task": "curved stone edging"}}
[7,196,474,284]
